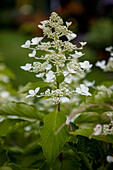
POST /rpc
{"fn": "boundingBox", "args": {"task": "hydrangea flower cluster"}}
[21,12,92,103]
[96,46,113,71]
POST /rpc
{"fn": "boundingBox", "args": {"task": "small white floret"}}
[106,155,113,163]
[80,61,92,70]
[70,51,84,59]
[66,21,72,27]
[66,33,77,41]
[29,50,36,57]
[105,46,113,52]
[38,25,44,29]
[0,91,9,98]
[21,40,30,48]
[26,87,40,98]
[76,84,92,96]
[31,37,43,45]
[93,124,102,135]
[110,52,113,56]
[83,80,95,87]
[45,64,52,70]
[45,71,55,82]
[61,97,70,103]
[80,42,87,46]
[67,66,76,73]
[36,73,44,78]
[96,60,106,70]
[20,63,32,71]
[66,116,71,125]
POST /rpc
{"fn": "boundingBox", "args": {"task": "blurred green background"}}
[0,0,113,88]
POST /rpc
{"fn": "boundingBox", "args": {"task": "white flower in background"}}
[66,114,80,125]
[80,42,87,46]
[64,75,73,84]
[66,21,72,27]
[36,73,44,78]
[29,50,36,57]
[105,46,113,52]
[110,52,113,56]
[26,87,40,98]
[66,33,77,41]
[66,116,71,125]
[106,155,113,163]
[96,60,106,70]
[61,97,69,103]
[70,51,84,59]
[93,124,102,135]
[76,84,92,96]
[45,71,55,82]
[0,91,10,98]
[20,63,32,71]
[80,61,92,70]
[21,40,30,48]
[31,37,43,45]
[45,64,52,70]
[63,71,69,76]
[83,80,95,87]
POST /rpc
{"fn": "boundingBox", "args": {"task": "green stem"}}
[57,82,60,112]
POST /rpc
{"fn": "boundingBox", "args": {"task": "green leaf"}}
[39,111,69,164]
[0,146,10,166]
[0,119,29,136]
[0,163,27,170]
[70,128,113,143]
[56,72,65,83]
[101,81,113,87]
[0,102,45,121]
[19,81,51,93]
[74,112,100,124]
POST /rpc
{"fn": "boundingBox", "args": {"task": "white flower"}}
[70,51,84,59]
[96,60,106,69]
[66,116,71,125]
[40,20,48,24]
[29,50,36,57]
[45,64,52,70]
[93,124,102,135]
[36,73,44,78]
[80,61,92,70]
[0,91,9,98]
[38,25,44,29]
[21,40,30,48]
[67,66,76,73]
[66,33,77,41]
[63,71,69,76]
[20,63,32,71]
[76,84,92,96]
[83,80,95,87]
[107,155,113,163]
[110,52,113,56]
[45,71,55,82]
[64,75,73,84]
[105,46,113,52]
[61,97,69,103]
[66,21,72,27]
[31,37,43,45]
[26,87,40,98]
[80,42,87,46]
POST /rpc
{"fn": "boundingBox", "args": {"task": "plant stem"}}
[57,82,60,112]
